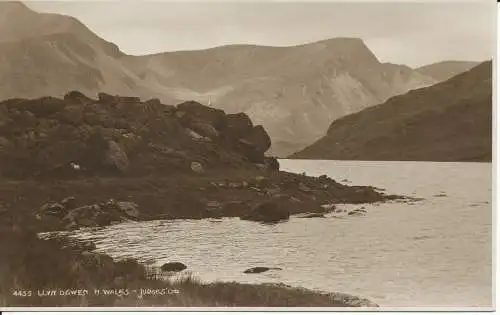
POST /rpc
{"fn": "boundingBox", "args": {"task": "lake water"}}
[48,160,493,309]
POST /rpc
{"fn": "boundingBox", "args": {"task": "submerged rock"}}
[240,201,289,223]
[161,262,187,272]
[299,213,325,218]
[243,267,283,274]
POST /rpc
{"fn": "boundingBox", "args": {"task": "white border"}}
[1,0,498,313]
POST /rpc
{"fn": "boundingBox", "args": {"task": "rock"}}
[64,91,94,104]
[116,96,141,103]
[40,202,66,217]
[189,121,220,139]
[240,201,289,223]
[253,176,271,188]
[221,201,251,216]
[116,201,140,218]
[176,101,227,131]
[160,262,187,272]
[59,106,84,126]
[145,98,162,107]
[16,110,37,129]
[191,161,204,174]
[240,125,271,153]
[61,239,96,252]
[298,183,313,193]
[105,140,130,173]
[433,193,447,197]
[62,204,103,227]
[348,209,366,216]
[15,97,67,117]
[0,136,12,149]
[226,113,253,138]
[60,196,77,210]
[243,267,282,274]
[264,157,280,171]
[120,133,142,153]
[299,213,325,218]
[185,128,211,142]
[206,201,223,210]
[321,204,336,211]
[97,92,116,103]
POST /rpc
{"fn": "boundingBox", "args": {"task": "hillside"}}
[0,1,437,156]
[416,60,480,82]
[291,61,492,162]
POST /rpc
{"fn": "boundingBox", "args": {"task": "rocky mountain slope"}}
[0,1,437,156]
[291,61,492,162]
[415,60,480,82]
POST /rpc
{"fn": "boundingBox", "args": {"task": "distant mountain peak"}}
[0,1,33,16]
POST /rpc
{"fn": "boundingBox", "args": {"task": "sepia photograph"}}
[0,0,495,310]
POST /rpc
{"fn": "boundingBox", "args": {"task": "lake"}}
[49,160,493,309]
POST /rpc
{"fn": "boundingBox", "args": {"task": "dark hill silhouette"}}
[291,61,492,162]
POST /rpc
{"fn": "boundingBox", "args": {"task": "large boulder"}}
[241,125,271,153]
[176,101,227,131]
[105,140,130,173]
[235,125,272,162]
[240,201,289,223]
[226,113,253,139]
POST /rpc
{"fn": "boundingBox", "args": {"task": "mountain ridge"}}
[1,1,479,156]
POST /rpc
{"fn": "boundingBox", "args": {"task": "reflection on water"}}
[48,160,492,308]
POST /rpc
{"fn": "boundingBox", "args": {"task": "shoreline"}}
[0,171,396,307]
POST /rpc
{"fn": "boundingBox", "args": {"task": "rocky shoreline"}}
[0,92,400,307]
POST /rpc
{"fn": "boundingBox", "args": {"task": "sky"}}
[25,0,496,68]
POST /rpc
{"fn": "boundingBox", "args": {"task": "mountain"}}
[0,1,437,156]
[416,60,480,82]
[291,61,492,162]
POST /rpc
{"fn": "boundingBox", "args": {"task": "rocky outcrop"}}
[0,92,276,179]
[37,197,141,229]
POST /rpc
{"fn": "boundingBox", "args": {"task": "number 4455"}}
[12,290,32,297]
